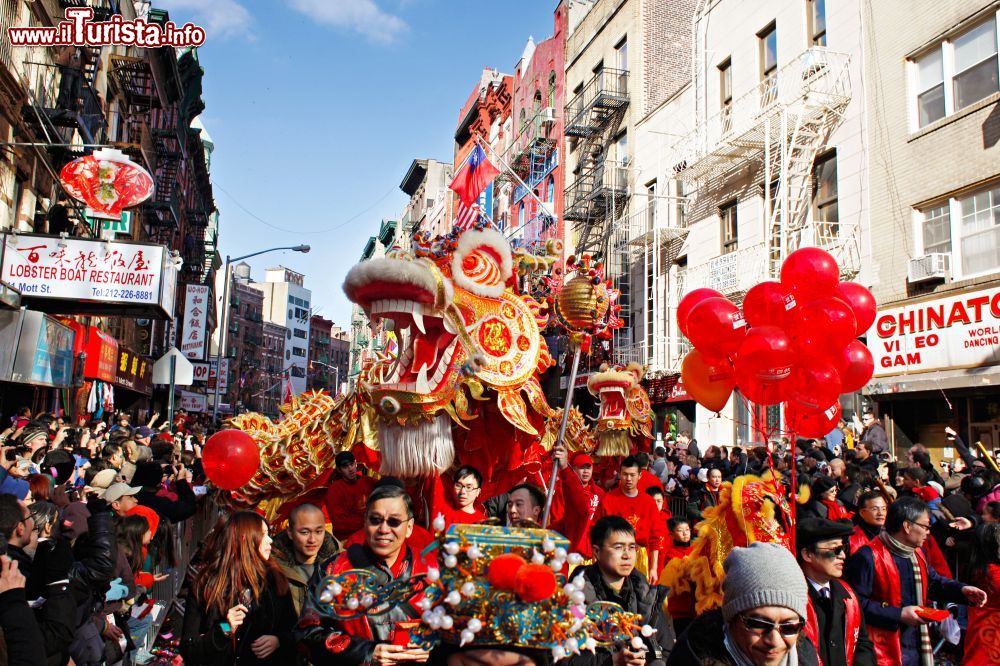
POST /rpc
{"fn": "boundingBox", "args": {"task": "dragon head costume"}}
[661,471,792,616]
[587,363,654,458]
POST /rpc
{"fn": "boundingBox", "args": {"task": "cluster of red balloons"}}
[202,429,260,490]
[679,247,876,437]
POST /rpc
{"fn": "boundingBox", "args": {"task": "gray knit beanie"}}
[721,542,808,622]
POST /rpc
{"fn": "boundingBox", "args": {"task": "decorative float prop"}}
[59,148,154,220]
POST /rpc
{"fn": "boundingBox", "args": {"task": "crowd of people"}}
[0,405,998,666]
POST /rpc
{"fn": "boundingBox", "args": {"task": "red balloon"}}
[780,247,840,304]
[202,429,260,490]
[677,288,724,336]
[789,360,842,410]
[836,282,877,336]
[790,297,857,360]
[785,400,842,438]
[733,326,796,405]
[685,297,746,358]
[837,339,875,393]
[681,350,736,412]
[743,281,797,328]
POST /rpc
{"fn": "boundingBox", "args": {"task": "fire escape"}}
[563,67,631,355]
[500,107,558,248]
[673,48,854,292]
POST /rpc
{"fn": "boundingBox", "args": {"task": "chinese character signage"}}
[114,346,152,395]
[0,233,170,316]
[182,284,209,360]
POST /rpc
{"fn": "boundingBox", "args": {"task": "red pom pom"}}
[514,563,557,602]
[488,553,527,591]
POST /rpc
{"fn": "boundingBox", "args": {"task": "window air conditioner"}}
[907,253,950,283]
[541,107,556,124]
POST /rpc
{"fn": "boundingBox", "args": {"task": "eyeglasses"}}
[860,506,887,514]
[608,543,639,553]
[813,545,847,560]
[366,514,411,529]
[740,615,805,637]
[453,483,480,493]
[907,520,932,531]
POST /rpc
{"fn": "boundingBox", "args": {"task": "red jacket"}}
[866,537,928,666]
[324,475,376,541]
[596,488,665,551]
[964,563,1000,665]
[803,579,862,666]
[848,524,874,555]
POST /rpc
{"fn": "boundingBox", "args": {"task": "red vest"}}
[848,524,873,555]
[804,579,862,666]
[866,538,928,666]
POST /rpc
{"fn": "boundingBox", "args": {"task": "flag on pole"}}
[449,144,500,207]
[283,371,293,403]
[454,200,481,230]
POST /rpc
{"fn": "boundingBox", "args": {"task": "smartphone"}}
[240,588,253,611]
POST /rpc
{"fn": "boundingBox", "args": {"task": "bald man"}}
[272,503,340,614]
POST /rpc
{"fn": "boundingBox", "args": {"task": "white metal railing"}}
[674,48,851,179]
[615,337,690,374]
[683,241,770,295]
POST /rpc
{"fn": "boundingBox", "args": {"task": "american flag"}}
[455,200,481,230]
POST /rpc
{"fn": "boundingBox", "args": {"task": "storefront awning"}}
[867,365,1000,398]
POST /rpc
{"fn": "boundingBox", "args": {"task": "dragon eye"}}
[379,396,401,416]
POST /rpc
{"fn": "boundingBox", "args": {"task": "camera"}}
[878,451,892,462]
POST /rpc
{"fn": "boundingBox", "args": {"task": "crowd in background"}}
[0,405,997,666]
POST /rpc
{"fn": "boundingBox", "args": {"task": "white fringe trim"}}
[377,413,454,478]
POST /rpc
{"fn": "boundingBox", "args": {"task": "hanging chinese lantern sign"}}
[59,148,154,220]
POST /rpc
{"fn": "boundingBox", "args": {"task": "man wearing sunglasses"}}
[844,496,988,665]
[298,484,434,665]
[796,518,876,666]
[669,542,818,665]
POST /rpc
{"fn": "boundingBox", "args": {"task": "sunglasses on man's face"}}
[366,514,410,529]
[814,545,848,560]
[740,615,805,637]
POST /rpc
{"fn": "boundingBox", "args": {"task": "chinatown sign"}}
[181,284,209,360]
[59,148,154,220]
[873,286,1000,377]
[0,233,177,318]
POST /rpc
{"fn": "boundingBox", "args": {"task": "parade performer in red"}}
[596,455,664,582]
[323,451,376,541]
[964,523,1000,665]
[426,465,488,529]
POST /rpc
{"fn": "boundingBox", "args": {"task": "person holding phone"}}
[180,512,296,665]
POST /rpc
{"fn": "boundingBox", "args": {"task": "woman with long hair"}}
[963,523,1000,665]
[180,511,296,665]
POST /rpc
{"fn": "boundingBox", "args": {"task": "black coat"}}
[668,610,819,666]
[180,570,297,666]
[565,564,673,666]
[0,588,46,666]
[8,544,76,666]
[137,480,196,523]
[807,583,876,666]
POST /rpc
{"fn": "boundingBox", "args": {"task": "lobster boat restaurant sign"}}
[873,286,1000,377]
[0,233,176,318]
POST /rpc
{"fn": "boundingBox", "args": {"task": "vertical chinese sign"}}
[182,284,209,360]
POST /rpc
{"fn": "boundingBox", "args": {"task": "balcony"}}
[565,68,629,138]
[673,49,851,183]
[683,242,770,299]
[626,201,689,256]
[512,148,559,204]
[564,160,629,222]
[18,60,106,145]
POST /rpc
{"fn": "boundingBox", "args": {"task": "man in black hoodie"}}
[130,461,196,523]
[566,516,672,666]
[0,493,75,665]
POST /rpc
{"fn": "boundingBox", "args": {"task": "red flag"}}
[283,372,293,403]
[449,144,500,207]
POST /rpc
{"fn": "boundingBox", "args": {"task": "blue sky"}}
[155,0,558,326]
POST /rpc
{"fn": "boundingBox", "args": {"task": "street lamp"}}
[212,244,310,423]
[310,359,341,396]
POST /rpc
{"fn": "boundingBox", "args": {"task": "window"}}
[719,58,733,132]
[615,37,628,71]
[912,17,999,129]
[916,49,945,127]
[759,22,778,103]
[921,203,952,254]
[808,0,827,46]
[959,184,1000,275]
[519,108,527,134]
[546,177,554,203]
[616,132,629,165]
[646,180,657,232]
[720,201,738,254]
[954,18,998,110]
[533,91,543,135]
[294,329,307,339]
[812,151,838,241]
[916,182,1000,278]
[548,71,557,108]
[292,347,306,357]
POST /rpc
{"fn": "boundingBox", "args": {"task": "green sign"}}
[85,210,132,237]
